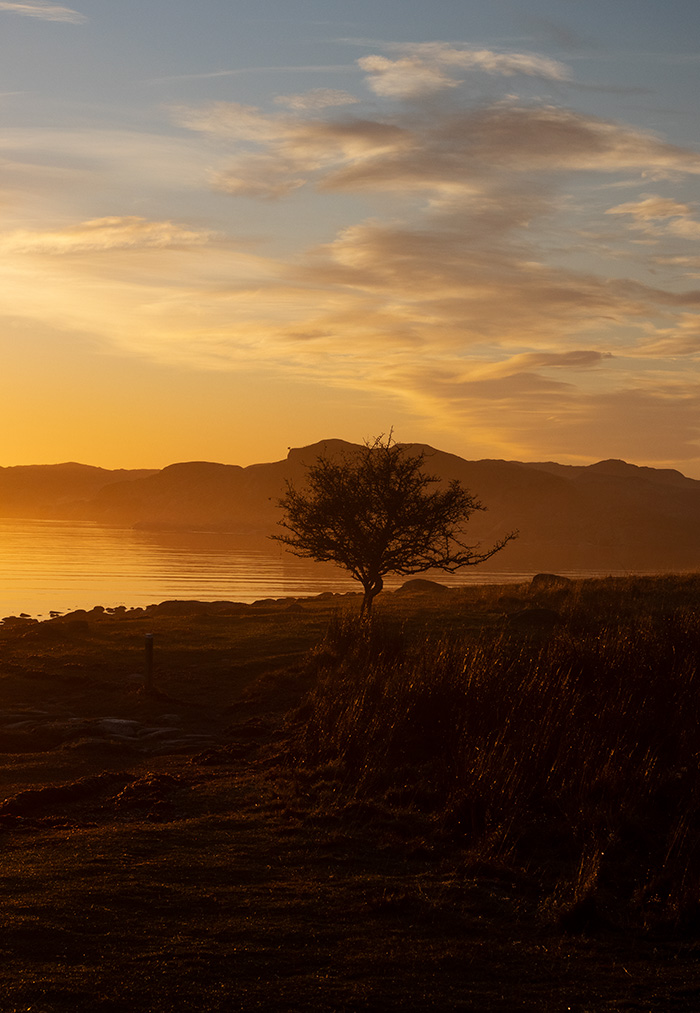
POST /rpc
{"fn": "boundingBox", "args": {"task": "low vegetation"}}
[284,574,700,932]
[0,574,698,1008]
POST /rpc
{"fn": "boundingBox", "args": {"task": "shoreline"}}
[3,566,696,624]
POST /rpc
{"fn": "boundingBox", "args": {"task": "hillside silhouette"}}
[0,463,157,518]
[2,442,699,570]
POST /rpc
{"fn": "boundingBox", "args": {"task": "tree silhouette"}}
[272,434,517,614]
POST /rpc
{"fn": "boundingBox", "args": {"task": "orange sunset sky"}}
[1,0,700,475]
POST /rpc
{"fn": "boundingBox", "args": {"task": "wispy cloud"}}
[176,100,410,199]
[0,126,217,197]
[274,89,359,110]
[147,65,352,85]
[0,216,214,254]
[358,42,570,98]
[607,193,700,241]
[0,1,85,23]
[466,350,615,380]
[607,195,694,220]
[175,97,700,205]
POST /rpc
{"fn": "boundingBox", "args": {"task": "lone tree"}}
[272,434,517,614]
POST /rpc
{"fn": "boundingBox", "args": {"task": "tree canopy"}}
[272,435,517,613]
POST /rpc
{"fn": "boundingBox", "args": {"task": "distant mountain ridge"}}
[0,463,157,518]
[521,457,696,488]
[1,443,699,571]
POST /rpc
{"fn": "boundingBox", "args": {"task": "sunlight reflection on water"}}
[0,518,633,618]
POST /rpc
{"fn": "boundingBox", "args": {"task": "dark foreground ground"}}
[0,581,698,1011]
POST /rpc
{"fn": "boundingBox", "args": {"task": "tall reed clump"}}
[287,599,700,931]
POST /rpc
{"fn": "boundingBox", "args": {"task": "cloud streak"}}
[0,1,85,22]
[607,193,700,241]
[359,43,571,98]
[0,216,215,254]
[607,195,694,220]
[274,89,359,110]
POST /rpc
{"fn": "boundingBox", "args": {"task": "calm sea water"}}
[0,518,355,618]
[0,518,625,619]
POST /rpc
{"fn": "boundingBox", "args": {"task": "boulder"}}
[530,573,572,593]
[395,579,449,595]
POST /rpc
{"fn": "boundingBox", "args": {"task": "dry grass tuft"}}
[286,574,700,931]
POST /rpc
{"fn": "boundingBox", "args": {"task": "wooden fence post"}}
[145,633,154,691]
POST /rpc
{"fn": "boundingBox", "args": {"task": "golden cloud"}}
[606,195,694,220]
[0,216,214,254]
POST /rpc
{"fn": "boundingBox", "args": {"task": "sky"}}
[1,0,700,475]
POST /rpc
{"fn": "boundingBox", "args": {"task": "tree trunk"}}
[360,574,383,616]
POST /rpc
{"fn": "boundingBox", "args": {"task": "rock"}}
[395,579,448,594]
[530,573,572,593]
[146,600,210,617]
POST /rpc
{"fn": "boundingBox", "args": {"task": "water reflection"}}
[0,518,617,618]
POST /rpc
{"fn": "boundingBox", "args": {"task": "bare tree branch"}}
[271,434,518,613]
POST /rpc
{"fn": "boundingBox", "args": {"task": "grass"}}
[0,574,698,1009]
[284,574,700,932]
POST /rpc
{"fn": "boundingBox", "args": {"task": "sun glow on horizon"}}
[1,1,699,476]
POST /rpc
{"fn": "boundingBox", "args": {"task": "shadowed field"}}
[0,576,698,1010]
